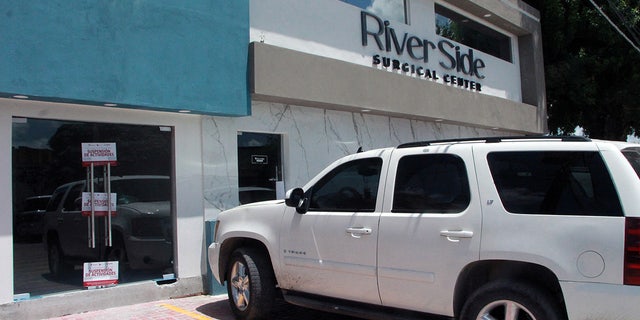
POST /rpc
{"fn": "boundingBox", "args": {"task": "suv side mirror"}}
[285,188,309,214]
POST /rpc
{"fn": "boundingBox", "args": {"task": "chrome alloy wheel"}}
[230,260,251,311]
[477,300,536,320]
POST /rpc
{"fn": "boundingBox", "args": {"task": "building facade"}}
[0,0,544,317]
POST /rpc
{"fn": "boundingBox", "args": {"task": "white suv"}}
[208,136,640,320]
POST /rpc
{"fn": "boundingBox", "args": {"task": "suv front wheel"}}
[226,247,276,320]
[460,281,563,320]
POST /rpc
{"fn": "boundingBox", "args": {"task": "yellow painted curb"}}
[159,303,212,320]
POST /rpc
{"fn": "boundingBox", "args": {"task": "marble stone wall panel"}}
[202,101,504,218]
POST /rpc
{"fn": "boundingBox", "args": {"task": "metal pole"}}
[103,167,107,247]
[90,162,96,249]
[87,166,91,248]
[106,163,112,247]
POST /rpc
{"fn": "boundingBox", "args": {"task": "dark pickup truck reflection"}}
[14,195,51,239]
[43,176,172,277]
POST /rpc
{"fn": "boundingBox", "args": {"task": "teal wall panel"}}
[0,1,249,116]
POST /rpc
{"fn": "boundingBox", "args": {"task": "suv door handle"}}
[346,227,372,238]
[440,230,473,242]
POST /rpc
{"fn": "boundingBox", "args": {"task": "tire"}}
[226,247,276,320]
[15,222,28,240]
[105,235,128,276]
[460,281,563,320]
[47,237,70,278]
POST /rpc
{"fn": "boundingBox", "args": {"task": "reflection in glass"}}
[340,0,407,24]
[12,117,173,296]
[435,4,512,62]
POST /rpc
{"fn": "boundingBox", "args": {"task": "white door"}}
[279,156,385,305]
[377,145,481,316]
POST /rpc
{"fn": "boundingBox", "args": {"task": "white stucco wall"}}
[250,0,522,101]
[0,105,12,304]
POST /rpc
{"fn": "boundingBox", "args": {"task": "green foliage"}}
[542,0,640,140]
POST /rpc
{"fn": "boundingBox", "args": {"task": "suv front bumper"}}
[208,242,223,284]
[126,237,173,270]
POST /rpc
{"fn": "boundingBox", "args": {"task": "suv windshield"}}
[23,196,51,212]
[111,178,170,203]
[622,147,640,179]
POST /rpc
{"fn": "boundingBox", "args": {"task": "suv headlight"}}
[131,217,169,239]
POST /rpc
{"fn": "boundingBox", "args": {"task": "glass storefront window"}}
[340,0,408,24]
[12,117,174,296]
[435,4,512,62]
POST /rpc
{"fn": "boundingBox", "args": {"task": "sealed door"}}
[237,132,283,204]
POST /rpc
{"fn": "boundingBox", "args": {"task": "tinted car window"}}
[393,154,470,213]
[46,185,69,212]
[23,196,51,212]
[308,158,382,212]
[488,151,622,216]
[62,183,84,211]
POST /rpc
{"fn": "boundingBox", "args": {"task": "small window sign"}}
[81,192,117,217]
[252,155,269,165]
[81,142,118,166]
[83,261,118,288]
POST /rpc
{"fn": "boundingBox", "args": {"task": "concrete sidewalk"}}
[45,294,232,320]
[45,294,360,320]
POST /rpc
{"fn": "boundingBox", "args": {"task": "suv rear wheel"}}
[226,247,276,320]
[47,236,71,278]
[460,281,563,320]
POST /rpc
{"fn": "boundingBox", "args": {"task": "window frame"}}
[435,3,513,62]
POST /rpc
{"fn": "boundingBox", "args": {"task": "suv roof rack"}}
[397,135,591,148]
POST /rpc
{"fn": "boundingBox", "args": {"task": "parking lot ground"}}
[45,294,361,320]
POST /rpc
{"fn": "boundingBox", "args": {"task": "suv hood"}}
[118,201,170,216]
[236,199,284,208]
[220,199,285,219]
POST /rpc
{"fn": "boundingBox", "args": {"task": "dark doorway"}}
[237,132,283,204]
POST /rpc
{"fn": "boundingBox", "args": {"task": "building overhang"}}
[250,42,543,134]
